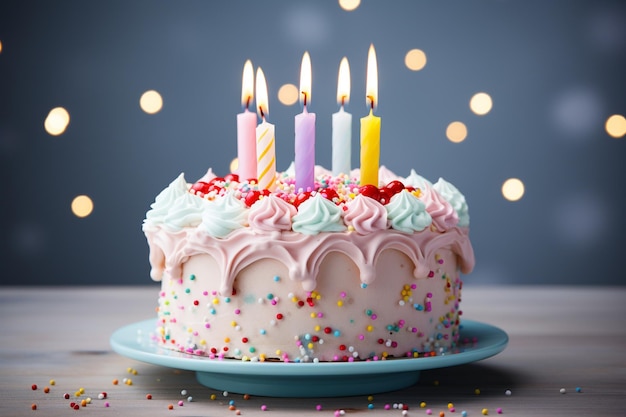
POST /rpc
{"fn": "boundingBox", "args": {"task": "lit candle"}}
[294,51,316,192]
[236,60,257,180]
[332,57,352,176]
[255,67,276,190]
[360,44,381,187]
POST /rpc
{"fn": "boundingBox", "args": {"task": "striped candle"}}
[255,67,276,190]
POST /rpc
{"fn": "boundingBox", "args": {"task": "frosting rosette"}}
[403,169,432,190]
[415,181,458,231]
[144,173,189,227]
[434,177,470,227]
[386,190,432,233]
[344,195,388,234]
[163,192,207,231]
[292,193,346,235]
[199,192,248,238]
[248,194,297,232]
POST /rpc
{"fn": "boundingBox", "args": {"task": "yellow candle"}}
[360,44,380,187]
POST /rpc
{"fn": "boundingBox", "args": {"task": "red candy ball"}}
[190,181,211,195]
[224,173,239,183]
[293,191,312,208]
[385,180,405,195]
[378,188,392,205]
[358,184,380,201]
[319,188,339,203]
[244,190,262,207]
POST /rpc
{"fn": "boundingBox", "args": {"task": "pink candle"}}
[236,60,257,180]
[295,51,316,192]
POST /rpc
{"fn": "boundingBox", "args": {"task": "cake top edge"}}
[144,165,470,236]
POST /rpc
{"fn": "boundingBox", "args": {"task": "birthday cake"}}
[143,164,474,362]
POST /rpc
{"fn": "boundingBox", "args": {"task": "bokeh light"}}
[44,107,70,136]
[502,178,525,201]
[446,121,467,143]
[0,40,3,53]
[605,114,626,138]
[470,92,493,116]
[404,49,427,71]
[278,83,299,106]
[230,157,239,173]
[338,0,361,11]
[71,195,94,218]
[140,90,163,114]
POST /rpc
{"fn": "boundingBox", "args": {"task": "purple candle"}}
[295,51,316,192]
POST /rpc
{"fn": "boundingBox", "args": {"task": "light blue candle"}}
[295,52,316,192]
[332,57,352,176]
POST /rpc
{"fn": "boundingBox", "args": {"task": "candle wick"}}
[259,106,265,120]
[302,91,308,107]
[341,95,346,107]
[246,96,251,110]
[367,95,375,111]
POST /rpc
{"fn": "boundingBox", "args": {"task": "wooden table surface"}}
[1,286,625,416]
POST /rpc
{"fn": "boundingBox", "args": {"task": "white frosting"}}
[199,192,248,238]
[163,192,208,231]
[144,173,189,228]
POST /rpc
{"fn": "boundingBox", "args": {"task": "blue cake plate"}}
[111,319,507,397]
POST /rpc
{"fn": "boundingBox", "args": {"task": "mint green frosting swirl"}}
[145,173,189,226]
[403,169,432,189]
[433,178,470,227]
[386,190,432,233]
[292,193,346,235]
[200,192,248,238]
[163,192,207,231]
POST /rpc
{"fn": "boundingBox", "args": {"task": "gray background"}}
[1,0,625,286]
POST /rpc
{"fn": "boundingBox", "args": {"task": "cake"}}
[143,164,474,362]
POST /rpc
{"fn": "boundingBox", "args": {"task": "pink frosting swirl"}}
[344,195,389,234]
[418,182,459,231]
[248,194,297,232]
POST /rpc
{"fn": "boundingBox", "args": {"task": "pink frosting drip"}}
[248,195,297,233]
[418,182,459,231]
[344,195,388,234]
[145,226,474,296]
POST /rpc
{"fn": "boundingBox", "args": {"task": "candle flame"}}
[300,51,312,107]
[366,44,378,110]
[337,57,350,106]
[241,60,254,109]
[256,67,269,118]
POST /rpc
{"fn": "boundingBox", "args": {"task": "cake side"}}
[153,229,471,362]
